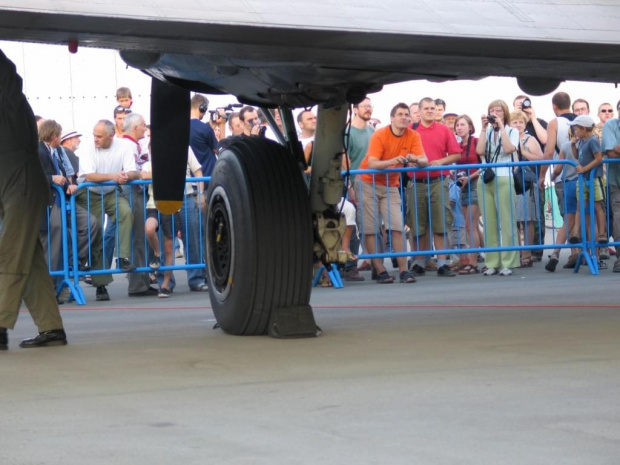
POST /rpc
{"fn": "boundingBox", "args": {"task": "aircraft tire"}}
[206,137,313,335]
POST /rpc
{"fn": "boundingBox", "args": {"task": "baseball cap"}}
[60,130,82,143]
[569,115,595,128]
[443,112,458,118]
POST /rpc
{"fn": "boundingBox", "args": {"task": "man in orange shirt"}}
[359,103,427,283]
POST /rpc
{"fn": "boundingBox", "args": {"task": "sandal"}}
[320,272,333,287]
[520,257,533,268]
[458,265,479,275]
[376,271,395,284]
[597,235,609,244]
[399,270,416,283]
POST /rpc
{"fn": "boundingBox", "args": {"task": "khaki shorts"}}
[406,178,453,236]
[360,181,404,235]
[576,177,605,203]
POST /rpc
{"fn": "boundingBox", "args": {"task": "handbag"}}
[513,138,536,195]
[482,136,501,184]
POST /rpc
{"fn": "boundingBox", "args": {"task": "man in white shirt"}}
[77,120,139,299]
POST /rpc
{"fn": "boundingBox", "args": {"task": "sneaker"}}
[118,258,136,273]
[499,268,513,276]
[149,255,161,270]
[598,260,608,270]
[437,264,456,277]
[129,286,159,297]
[96,286,110,301]
[483,267,498,276]
[343,268,365,282]
[600,247,610,260]
[409,263,425,276]
[613,259,620,273]
[158,288,172,298]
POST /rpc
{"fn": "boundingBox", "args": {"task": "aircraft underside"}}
[1,5,619,337]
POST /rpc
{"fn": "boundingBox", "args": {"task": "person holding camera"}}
[476,99,521,276]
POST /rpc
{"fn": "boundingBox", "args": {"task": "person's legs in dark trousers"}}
[531,184,545,261]
[103,218,116,268]
[125,185,151,294]
[38,203,63,292]
[0,160,63,334]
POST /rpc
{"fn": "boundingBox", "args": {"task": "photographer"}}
[513,95,548,148]
[239,106,264,137]
[476,99,520,276]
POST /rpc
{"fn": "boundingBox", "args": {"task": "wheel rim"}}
[208,186,235,301]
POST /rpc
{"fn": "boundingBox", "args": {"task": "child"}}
[116,86,133,108]
[571,115,607,264]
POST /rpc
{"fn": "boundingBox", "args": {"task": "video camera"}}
[209,103,243,123]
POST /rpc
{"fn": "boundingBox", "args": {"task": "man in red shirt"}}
[359,103,427,283]
[407,97,462,277]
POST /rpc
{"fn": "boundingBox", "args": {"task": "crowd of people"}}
[335,92,620,284]
[17,84,620,304]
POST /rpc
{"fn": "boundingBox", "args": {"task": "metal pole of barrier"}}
[69,190,86,304]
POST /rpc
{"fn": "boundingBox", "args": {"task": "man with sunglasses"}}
[595,103,614,143]
[113,105,132,138]
[601,100,620,272]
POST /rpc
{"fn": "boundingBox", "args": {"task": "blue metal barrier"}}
[42,184,85,303]
[46,177,213,304]
[586,158,620,274]
[344,159,598,276]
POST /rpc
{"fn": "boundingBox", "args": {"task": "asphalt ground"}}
[2,252,620,465]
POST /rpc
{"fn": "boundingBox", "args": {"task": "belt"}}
[413,176,441,184]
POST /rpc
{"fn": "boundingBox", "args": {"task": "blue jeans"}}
[157,194,206,290]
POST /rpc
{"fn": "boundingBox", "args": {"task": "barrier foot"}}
[313,264,344,289]
[57,279,87,305]
[574,250,598,275]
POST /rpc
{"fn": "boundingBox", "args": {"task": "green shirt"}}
[346,125,374,172]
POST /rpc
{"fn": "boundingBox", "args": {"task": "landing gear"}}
[206,137,319,337]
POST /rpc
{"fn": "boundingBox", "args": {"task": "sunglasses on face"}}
[600,109,614,113]
[114,105,132,114]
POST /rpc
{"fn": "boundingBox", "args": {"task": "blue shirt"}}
[449,181,465,228]
[577,136,603,178]
[189,119,218,176]
[601,118,620,187]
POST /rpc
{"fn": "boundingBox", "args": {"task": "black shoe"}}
[0,328,7,351]
[158,287,172,298]
[19,329,67,348]
[391,257,399,269]
[129,286,159,297]
[410,263,426,276]
[545,256,559,272]
[118,257,136,272]
[96,286,110,301]
[437,264,456,277]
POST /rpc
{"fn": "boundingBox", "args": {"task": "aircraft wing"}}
[1,1,619,105]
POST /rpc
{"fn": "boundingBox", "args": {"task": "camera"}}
[208,103,243,123]
[456,171,467,187]
[486,115,496,124]
[521,98,531,110]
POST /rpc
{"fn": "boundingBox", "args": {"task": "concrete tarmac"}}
[2,259,620,465]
